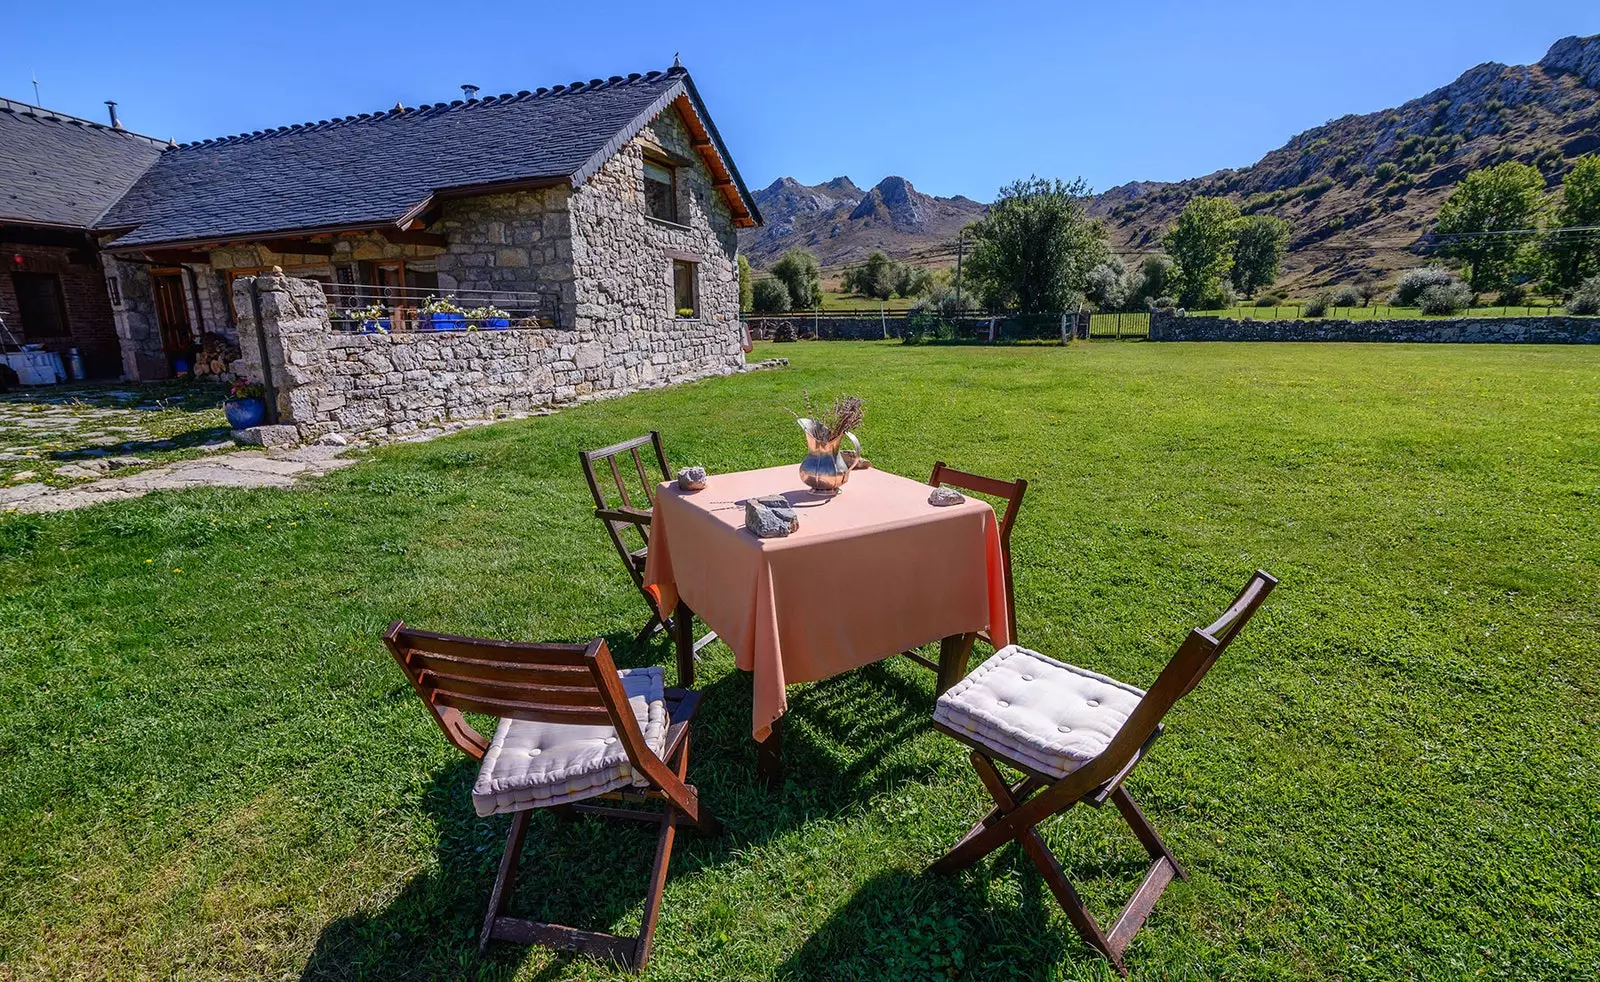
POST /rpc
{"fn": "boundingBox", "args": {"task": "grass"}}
[1,340,1598,980]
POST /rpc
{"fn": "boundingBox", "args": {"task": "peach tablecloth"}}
[643,465,1010,741]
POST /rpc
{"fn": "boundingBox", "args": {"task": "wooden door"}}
[151,272,194,373]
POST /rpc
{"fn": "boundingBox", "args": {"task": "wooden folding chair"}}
[904,462,1028,679]
[927,570,1276,975]
[383,622,720,973]
[579,432,716,675]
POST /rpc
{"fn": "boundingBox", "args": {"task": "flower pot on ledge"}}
[224,397,266,430]
[422,312,466,332]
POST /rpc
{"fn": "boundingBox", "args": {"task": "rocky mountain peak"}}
[1539,34,1600,88]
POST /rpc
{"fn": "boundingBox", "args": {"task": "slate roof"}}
[99,67,760,249]
[0,98,166,229]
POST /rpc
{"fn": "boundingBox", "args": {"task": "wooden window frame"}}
[644,156,680,225]
[11,271,71,339]
[672,259,698,320]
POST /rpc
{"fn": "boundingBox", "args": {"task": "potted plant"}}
[419,295,466,331]
[224,379,267,429]
[345,301,391,334]
[466,304,511,330]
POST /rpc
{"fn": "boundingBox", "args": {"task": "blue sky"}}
[3,1,1597,201]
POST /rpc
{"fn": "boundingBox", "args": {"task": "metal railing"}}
[317,283,557,332]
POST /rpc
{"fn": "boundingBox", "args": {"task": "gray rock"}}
[54,460,111,479]
[11,471,36,481]
[106,456,151,470]
[745,494,799,538]
[232,425,300,447]
[315,432,349,447]
[677,466,707,491]
[928,487,965,507]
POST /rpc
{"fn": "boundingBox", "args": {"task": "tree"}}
[1434,161,1548,292]
[1126,254,1177,308]
[737,255,753,313]
[1544,155,1600,291]
[891,263,933,299]
[1163,196,1240,308]
[771,248,822,309]
[1355,274,1382,307]
[1084,259,1126,311]
[751,277,791,313]
[1230,215,1289,298]
[963,176,1109,313]
[845,251,895,300]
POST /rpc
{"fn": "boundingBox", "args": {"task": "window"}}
[106,274,122,308]
[11,273,68,338]
[645,160,678,224]
[673,260,697,319]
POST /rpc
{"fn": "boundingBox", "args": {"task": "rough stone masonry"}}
[232,272,746,441]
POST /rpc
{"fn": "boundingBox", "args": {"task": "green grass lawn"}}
[2,341,1598,980]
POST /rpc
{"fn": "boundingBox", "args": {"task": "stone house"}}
[2,65,760,402]
[0,97,164,378]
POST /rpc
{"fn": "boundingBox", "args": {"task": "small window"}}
[106,275,123,308]
[11,273,69,338]
[673,260,697,319]
[645,160,678,224]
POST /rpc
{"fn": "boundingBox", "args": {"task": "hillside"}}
[1087,34,1600,291]
[739,175,985,269]
[742,34,1600,292]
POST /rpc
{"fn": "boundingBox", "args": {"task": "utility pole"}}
[954,231,965,310]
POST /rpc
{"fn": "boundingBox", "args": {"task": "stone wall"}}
[435,190,573,324]
[1150,310,1600,344]
[234,272,744,439]
[0,241,124,378]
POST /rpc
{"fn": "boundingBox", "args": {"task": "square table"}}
[642,464,1011,784]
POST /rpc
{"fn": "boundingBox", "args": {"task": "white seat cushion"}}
[933,645,1145,779]
[471,665,667,817]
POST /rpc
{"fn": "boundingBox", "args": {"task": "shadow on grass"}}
[46,426,233,460]
[300,629,993,980]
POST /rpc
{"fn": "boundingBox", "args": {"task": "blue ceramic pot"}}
[224,397,266,429]
[358,318,391,334]
[483,317,511,330]
[424,312,465,331]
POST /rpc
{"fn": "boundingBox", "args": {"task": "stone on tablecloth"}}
[928,487,965,506]
[745,494,799,538]
[677,466,708,491]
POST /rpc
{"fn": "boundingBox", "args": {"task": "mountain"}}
[739,175,986,269]
[1086,34,1600,291]
[740,35,1600,292]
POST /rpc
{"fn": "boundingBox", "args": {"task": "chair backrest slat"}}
[579,432,673,600]
[384,623,656,759]
[930,460,1029,643]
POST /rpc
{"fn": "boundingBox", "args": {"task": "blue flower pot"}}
[483,317,511,330]
[423,312,465,331]
[358,318,391,334]
[224,397,266,429]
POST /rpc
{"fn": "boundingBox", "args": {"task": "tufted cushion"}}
[471,665,667,817]
[934,646,1146,779]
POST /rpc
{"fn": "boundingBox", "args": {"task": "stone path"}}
[0,446,356,514]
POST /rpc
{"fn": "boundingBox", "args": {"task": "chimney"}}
[105,100,122,129]
[461,84,479,101]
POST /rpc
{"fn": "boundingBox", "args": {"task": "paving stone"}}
[11,471,36,481]
[106,456,151,470]
[53,461,111,479]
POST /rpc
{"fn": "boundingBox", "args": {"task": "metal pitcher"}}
[797,418,862,494]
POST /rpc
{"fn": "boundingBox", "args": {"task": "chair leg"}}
[1016,826,1121,974]
[630,805,679,971]
[634,613,664,646]
[1111,786,1188,881]
[479,809,532,956]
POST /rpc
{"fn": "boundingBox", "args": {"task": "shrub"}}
[1494,284,1527,307]
[1085,261,1127,312]
[1375,162,1399,183]
[1254,291,1286,307]
[1568,276,1600,315]
[1332,285,1362,307]
[1151,295,1178,311]
[1419,282,1473,315]
[1199,277,1236,311]
[1302,292,1333,317]
[751,278,792,314]
[1391,267,1456,306]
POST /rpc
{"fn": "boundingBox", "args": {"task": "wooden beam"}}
[143,248,212,265]
[270,238,335,256]
[382,228,449,248]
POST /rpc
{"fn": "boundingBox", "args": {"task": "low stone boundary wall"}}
[234,273,743,440]
[1150,310,1600,344]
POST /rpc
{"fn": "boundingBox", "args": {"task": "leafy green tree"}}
[1230,215,1290,298]
[751,277,792,313]
[737,255,754,313]
[846,251,896,300]
[963,176,1109,312]
[771,248,823,309]
[1163,196,1241,308]
[1434,161,1548,292]
[892,264,934,299]
[1544,155,1600,291]
[1084,259,1126,311]
[1127,254,1177,308]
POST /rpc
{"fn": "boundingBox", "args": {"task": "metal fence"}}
[316,284,555,332]
[1087,312,1151,339]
